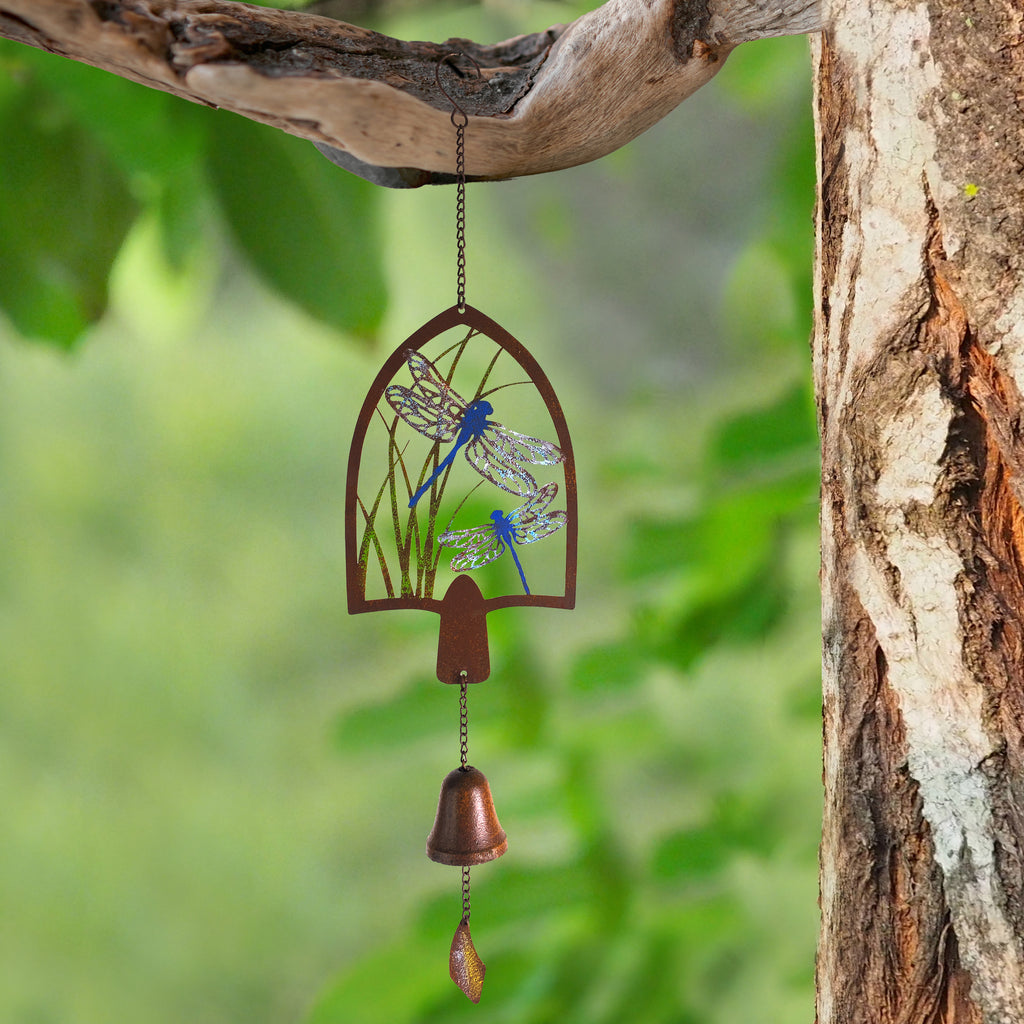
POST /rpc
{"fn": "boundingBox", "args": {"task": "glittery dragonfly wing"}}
[462,424,564,497]
[506,482,568,543]
[437,522,506,572]
[384,350,467,442]
[495,426,564,466]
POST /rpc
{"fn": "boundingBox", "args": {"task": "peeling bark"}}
[0,0,821,185]
[814,0,1024,1020]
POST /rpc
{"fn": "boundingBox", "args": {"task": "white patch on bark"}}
[817,6,942,427]
[818,3,1024,1019]
[850,379,1024,1021]
[995,284,1024,382]
[816,478,843,1024]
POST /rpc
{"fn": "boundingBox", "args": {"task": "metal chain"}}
[439,60,474,934]
[453,110,468,312]
[458,671,469,769]
[458,670,471,922]
[435,52,476,313]
[461,865,472,924]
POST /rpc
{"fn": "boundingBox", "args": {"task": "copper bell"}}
[426,766,508,866]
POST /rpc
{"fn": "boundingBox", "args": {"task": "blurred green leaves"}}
[0,36,386,346]
[0,71,139,347]
[620,382,817,673]
[1,12,821,1024]
[334,674,453,752]
[206,114,386,338]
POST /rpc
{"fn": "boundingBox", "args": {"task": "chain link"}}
[461,865,472,924]
[458,671,469,769]
[453,112,467,312]
[458,670,471,922]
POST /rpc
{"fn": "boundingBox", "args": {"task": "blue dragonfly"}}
[438,482,566,595]
[386,350,563,508]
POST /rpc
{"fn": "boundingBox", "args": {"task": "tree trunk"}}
[813,0,1024,1020]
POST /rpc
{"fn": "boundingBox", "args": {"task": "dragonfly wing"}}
[463,430,539,497]
[438,524,506,571]
[507,481,557,523]
[506,483,567,543]
[385,383,459,440]
[384,351,466,441]
[491,425,564,466]
[515,509,567,544]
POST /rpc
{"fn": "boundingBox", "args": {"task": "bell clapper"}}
[449,862,486,1001]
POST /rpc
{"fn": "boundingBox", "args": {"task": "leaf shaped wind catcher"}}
[346,303,577,1001]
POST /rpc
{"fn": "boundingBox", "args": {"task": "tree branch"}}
[0,0,821,186]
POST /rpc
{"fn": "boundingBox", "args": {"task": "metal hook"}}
[435,51,482,127]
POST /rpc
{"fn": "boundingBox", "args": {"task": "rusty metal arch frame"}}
[346,303,577,616]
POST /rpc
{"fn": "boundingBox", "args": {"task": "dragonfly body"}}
[439,483,566,595]
[386,351,563,508]
[408,399,494,508]
[488,509,531,593]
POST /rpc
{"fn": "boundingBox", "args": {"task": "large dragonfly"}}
[438,483,567,595]
[386,350,563,508]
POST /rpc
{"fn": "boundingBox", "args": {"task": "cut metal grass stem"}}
[356,332,518,601]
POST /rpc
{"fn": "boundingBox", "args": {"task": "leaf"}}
[418,863,594,934]
[653,792,786,881]
[334,677,451,752]
[0,60,140,346]
[607,933,703,1024]
[8,41,205,180]
[718,36,812,115]
[652,825,728,881]
[720,241,800,353]
[2,41,212,271]
[449,920,486,1003]
[626,493,774,585]
[205,111,387,337]
[654,529,790,670]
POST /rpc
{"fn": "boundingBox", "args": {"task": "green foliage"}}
[0,10,820,1024]
[0,63,139,346]
[0,33,386,346]
[206,113,386,339]
[623,383,817,669]
[335,674,452,751]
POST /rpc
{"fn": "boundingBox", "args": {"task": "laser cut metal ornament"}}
[344,54,577,1004]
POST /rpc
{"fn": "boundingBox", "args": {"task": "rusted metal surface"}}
[346,303,577,617]
[448,919,486,1003]
[426,765,508,866]
[436,575,490,684]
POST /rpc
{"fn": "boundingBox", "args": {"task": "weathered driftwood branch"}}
[0,0,821,186]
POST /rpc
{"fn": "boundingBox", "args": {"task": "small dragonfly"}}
[438,482,566,596]
[386,350,563,508]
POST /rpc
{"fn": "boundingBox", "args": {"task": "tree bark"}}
[0,0,821,185]
[814,0,1024,1021]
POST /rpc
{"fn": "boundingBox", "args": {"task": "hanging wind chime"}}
[345,54,577,1003]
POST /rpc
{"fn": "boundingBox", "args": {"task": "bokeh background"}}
[0,3,821,1021]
